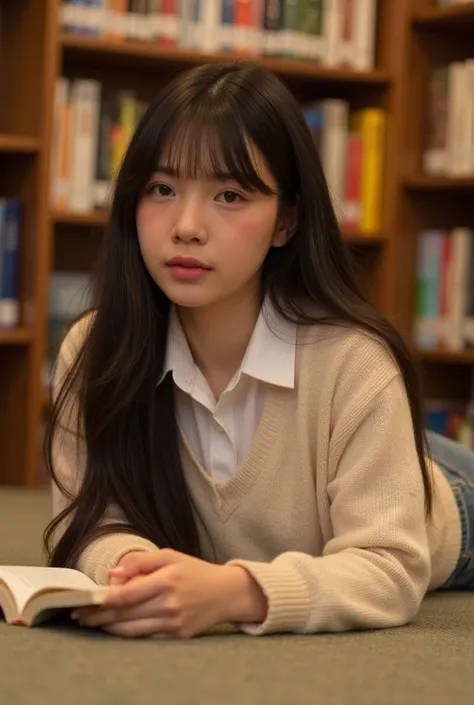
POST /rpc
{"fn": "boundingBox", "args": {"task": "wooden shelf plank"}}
[60,34,391,85]
[0,134,41,154]
[53,209,109,227]
[404,175,474,190]
[414,3,474,28]
[343,231,386,246]
[0,328,33,345]
[420,350,474,365]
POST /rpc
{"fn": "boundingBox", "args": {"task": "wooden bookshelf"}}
[60,34,391,86]
[413,3,474,28]
[0,329,33,345]
[420,350,474,366]
[403,0,474,407]
[1,0,447,485]
[0,135,41,154]
[404,175,474,191]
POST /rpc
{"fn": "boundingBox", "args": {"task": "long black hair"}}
[44,62,432,568]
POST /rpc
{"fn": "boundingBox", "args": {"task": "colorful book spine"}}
[0,199,22,329]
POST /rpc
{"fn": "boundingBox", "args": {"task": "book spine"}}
[198,0,220,53]
[446,62,466,176]
[340,0,356,67]
[446,229,472,351]
[0,199,22,329]
[69,79,102,212]
[323,0,343,67]
[320,99,349,222]
[423,66,449,175]
[306,0,323,62]
[252,0,264,54]
[358,108,386,233]
[352,0,377,70]
[343,124,362,230]
[0,200,5,319]
[282,0,299,58]
[94,100,117,208]
[220,0,236,51]
[297,0,310,60]
[263,0,282,56]
[50,77,70,208]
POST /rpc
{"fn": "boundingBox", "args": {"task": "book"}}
[0,565,108,627]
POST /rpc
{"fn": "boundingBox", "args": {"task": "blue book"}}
[0,199,22,329]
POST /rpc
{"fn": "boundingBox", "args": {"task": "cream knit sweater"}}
[52,316,461,635]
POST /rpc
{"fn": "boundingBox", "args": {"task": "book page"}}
[0,566,99,614]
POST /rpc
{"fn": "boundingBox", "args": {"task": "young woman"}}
[44,62,471,640]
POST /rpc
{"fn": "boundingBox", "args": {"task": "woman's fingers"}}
[103,618,177,639]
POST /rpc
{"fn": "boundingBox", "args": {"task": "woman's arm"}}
[227,373,431,635]
[50,316,157,585]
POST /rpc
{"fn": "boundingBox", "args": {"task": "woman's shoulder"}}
[58,310,96,369]
[297,321,400,386]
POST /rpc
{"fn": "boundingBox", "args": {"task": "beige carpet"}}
[1,488,473,705]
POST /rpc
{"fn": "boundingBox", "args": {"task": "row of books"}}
[424,59,474,177]
[50,76,386,232]
[425,399,474,451]
[0,199,22,329]
[304,102,385,233]
[60,0,378,70]
[50,78,148,212]
[414,228,474,353]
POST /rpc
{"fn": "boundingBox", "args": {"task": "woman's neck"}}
[177,288,261,400]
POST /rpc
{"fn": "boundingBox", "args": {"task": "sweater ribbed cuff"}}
[226,558,311,635]
[77,534,157,585]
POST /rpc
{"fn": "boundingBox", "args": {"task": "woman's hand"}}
[72,549,268,638]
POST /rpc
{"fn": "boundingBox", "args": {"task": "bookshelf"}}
[404,0,474,436]
[0,0,437,486]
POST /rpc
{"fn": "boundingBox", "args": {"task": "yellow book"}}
[353,108,386,233]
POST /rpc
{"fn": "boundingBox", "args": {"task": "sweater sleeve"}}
[51,316,157,585]
[227,373,431,635]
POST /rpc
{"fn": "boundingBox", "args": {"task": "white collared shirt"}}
[158,302,297,483]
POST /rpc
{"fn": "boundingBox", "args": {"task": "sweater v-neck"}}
[179,383,289,522]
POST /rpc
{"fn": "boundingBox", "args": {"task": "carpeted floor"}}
[1,488,473,705]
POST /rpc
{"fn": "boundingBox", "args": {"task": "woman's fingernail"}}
[110,566,125,574]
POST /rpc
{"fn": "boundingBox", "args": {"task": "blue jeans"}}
[425,430,474,589]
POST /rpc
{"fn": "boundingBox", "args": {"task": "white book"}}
[464,60,474,175]
[446,62,466,176]
[320,100,349,221]
[69,79,102,213]
[197,0,220,53]
[352,0,377,71]
[324,0,344,67]
[0,566,108,628]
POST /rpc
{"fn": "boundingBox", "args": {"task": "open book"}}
[0,565,108,627]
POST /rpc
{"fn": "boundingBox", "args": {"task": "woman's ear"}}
[272,201,299,248]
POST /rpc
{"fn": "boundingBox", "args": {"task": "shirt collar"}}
[158,298,296,390]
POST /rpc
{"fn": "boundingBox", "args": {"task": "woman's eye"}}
[216,190,245,204]
[147,183,175,197]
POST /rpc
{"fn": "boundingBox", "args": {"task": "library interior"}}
[2,1,474,704]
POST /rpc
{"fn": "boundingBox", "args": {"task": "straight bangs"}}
[154,111,279,197]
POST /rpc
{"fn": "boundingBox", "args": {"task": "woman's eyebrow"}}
[154,165,237,182]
